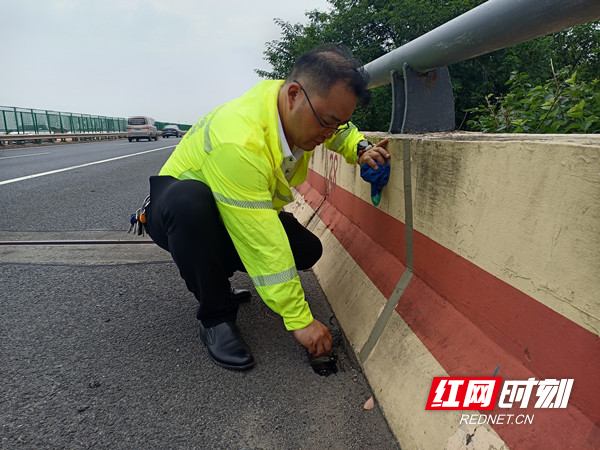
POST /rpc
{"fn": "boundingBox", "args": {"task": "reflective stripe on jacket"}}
[159,80,365,330]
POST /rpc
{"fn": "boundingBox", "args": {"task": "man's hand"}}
[359,139,390,169]
[292,319,333,356]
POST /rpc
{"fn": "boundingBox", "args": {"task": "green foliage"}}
[466,66,600,133]
[258,0,600,132]
[258,0,486,131]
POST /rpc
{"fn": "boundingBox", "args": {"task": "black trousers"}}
[146,176,323,327]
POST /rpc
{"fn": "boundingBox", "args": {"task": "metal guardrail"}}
[0,132,127,146]
[364,0,600,89]
[361,0,600,133]
[0,131,188,146]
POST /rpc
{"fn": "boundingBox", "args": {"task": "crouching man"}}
[146,44,389,370]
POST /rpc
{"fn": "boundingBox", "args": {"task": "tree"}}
[466,67,600,133]
[258,0,599,133]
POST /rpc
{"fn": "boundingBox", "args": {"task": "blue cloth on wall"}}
[360,162,390,206]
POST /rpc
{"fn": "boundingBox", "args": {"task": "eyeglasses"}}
[293,79,350,136]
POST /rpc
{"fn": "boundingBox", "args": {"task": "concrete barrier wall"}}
[287,133,600,449]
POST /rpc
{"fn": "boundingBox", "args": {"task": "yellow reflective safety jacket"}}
[159,80,365,330]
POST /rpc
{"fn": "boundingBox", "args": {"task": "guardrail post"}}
[16,109,23,134]
[31,109,41,143]
[31,109,39,134]
[388,64,455,134]
[58,112,64,134]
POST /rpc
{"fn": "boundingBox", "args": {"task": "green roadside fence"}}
[0,106,191,135]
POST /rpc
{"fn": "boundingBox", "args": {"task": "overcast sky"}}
[1,0,331,125]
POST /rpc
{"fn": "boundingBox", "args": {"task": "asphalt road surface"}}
[0,139,400,449]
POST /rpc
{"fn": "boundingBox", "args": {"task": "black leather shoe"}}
[199,322,255,370]
[230,287,252,303]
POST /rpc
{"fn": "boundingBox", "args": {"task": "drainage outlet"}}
[308,351,338,376]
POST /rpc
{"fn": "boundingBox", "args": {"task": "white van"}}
[126,116,158,142]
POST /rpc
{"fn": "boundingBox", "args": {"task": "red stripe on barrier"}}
[297,168,600,449]
[299,175,407,297]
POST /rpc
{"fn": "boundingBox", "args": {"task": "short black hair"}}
[287,44,371,106]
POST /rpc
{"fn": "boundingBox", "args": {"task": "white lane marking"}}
[0,146,174,186]
[0,152,51,160]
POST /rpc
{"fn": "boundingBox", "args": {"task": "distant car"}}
[162,125,182,138]
[127,116,158,142]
